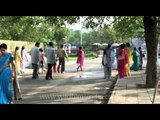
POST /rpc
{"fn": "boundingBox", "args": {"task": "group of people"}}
[30,42,69,80]
[102,42,145,80]
[0,39,86,104]
[30,42,85,80]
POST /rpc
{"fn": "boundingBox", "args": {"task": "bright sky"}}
[65,16,113,32]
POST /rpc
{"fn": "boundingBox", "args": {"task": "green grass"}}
[68,54,97,61]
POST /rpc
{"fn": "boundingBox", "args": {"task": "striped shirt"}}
[30,46,39,64]
[45,47,56,64]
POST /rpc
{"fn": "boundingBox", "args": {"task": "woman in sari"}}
[124,43,132,76]
[130,47,139,71]
[0,43,16,104]
[117,44,126,79]
[76,46,85,71]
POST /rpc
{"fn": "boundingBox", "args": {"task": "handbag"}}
[118,55,124,60]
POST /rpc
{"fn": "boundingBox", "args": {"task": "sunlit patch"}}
[93,87,101,90]
[26,91,39,95]
[82,72,95,75]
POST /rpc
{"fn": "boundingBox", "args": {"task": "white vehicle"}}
[64,43,71,54]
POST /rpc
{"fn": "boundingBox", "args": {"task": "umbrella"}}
[93,43,101,45]
[111,43,120,47]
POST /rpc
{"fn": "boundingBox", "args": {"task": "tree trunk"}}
[144,16,158,87]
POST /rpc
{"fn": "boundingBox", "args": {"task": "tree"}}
[79,16,159,87]
[0,16,159,87]
[144,16,159,87]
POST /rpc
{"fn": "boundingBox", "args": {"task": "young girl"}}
[39,48,45,74]
[53,58,57,73]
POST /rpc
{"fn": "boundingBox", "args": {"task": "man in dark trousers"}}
[45,42,56,80]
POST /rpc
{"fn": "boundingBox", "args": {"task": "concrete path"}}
[13,57,117,104]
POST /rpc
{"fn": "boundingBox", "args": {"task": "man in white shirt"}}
[30,42,40,79]
[102,44,112,80]
[45,42,56,80]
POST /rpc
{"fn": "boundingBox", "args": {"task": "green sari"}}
[130,50,139,71]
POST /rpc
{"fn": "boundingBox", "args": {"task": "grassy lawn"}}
[68,56,96,61]
[68,53,97,61]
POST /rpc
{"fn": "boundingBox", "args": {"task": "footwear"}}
[18,98,22,101]
[9,101,14,104]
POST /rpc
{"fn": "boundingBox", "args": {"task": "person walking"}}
[0,43,16,104]
[56,44,68,74]
[45,42,56,80]
[14,46,22,75]
[76,46,85,71]
[30,42,40,79]
[20,46,28,74]
[102,44,112,80]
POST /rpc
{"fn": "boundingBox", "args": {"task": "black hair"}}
[126,42,131,47]
[60,44,63,48]
[22,46,25,50]
[39,48,43,52]
[0,43,7,49]
[49,42,53,47]
[35,42,40,46]
[107,44,111,49]
[15,46,19,51]
[120,44,125,49]
[79,46,82,50]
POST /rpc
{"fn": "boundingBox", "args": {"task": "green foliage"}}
[112,16,144,40]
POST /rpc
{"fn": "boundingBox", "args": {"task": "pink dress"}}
[77,50,85,66]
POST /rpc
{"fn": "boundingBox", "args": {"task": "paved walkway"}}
[13,57,117,104]
[108,69,160,104]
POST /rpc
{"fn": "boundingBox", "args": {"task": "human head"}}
[60,44,63,48]
[107,44,111,49]
[49,42,53,47]
[138,47,141,50]
[39,48,43,52]
[79,46,82,50]
[15,46,19,51]
[35,42,40,48]
[126,42,130,47]
[0,43,7,55]
[22,46,25,50]
[120,44,125,49]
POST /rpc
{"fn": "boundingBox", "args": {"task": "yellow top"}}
[15,51,22,62]
[125,47,132,64]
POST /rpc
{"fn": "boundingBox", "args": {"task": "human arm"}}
[10,57,16,81]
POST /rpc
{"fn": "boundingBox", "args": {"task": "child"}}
[39,48,45,74]
[53,58,58,73]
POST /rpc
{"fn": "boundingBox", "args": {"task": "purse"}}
[118,55,124,60]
